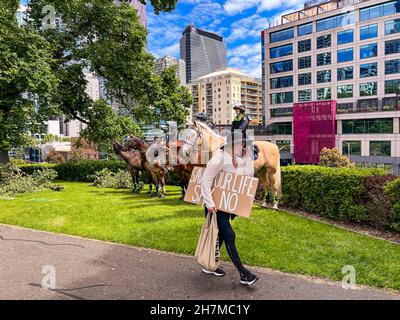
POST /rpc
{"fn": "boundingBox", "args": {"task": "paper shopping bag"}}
[195,212,220,271]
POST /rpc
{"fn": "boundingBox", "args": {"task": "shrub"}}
[91,168,133,189]
[19,160,126,182]
[281,165,386,222]
[0,164,58,197]
[319,147,353,168]
[384,178,400,230]
[45,151,65,164]
[355,175,397,228]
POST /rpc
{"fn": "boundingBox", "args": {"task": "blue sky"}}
[147,0,307,78]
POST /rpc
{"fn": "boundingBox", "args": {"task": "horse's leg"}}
[268,170,279,210]
[257,169,268,208]
[158,170,166,199]
[130,168,138,193]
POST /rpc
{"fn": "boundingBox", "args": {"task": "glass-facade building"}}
[180,24,228,84]
[262,0,400,174]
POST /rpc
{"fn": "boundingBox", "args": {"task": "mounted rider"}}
[231,102,249,141]
[194,112,216,130]
[231,102,258,160]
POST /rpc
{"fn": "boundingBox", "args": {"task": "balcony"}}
[267,0,370,29]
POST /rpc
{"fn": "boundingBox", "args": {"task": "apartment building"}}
[262,0,400,174]
[155,55,187,86]
[189,68,262,125]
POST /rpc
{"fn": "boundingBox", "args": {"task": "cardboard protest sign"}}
[184,166,259,218]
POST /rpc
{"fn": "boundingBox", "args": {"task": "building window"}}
[270,76,293,89]
[298,89,312,102]
[385,59,400,74]
[370,141,391,156]
[342,141,362,156]
[270,60,293,74]
[342,118,393,134]
[357,98,379,112]
[317,34,331,49]
[267,122,292,135]
[317,87,331,100]
[270,44,293,59]
[316,12,355,32]
[298,23,313,36]
[270,107,293,118]
[337,29,354,45]
[382,97,398,111]
[385,39,400,55]
[337,84,353,98]
[298,56,312,69]
[360,62,378,78]
[276,140,291,153]
[385,79,400,94]
[337,102,354,113]
[360,82,377,96]
[360,43,378,59]
[298,73,312,85]
[270,27,295,43]
[385,19,400,35]
[337,48,353,63]
[270,91,293,104]
[317,70,331,83]
[360,1,400,21]
[317,52,331,66]
[298,39,311,53]
[360,24,378,40]
[337,66,353,81]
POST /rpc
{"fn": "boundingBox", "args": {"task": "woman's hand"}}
[208,207,217,214]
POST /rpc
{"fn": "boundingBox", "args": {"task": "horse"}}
[122,136,168,198]
[183,121,282,209]
[112,140,146,194]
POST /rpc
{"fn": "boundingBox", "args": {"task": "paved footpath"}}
[0,224,399,300]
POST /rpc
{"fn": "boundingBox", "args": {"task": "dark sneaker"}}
[240,272,258,286]
[202,267,225,277]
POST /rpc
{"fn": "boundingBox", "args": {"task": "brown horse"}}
[183,121,282,209]
[122,136,168,198]
[112,140,147,194]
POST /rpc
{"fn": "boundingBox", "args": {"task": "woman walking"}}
[200,131,258,286]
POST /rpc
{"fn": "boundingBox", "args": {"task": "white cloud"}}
[228,42,262,78]
[223,0,306,15]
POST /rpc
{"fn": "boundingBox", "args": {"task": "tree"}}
[319,147,353,168]
[80,99,142,154]
[0,1,58,164]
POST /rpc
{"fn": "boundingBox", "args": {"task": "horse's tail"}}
[276,157,282,197]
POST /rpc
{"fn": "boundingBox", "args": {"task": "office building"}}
[262,0,400,174]
[189,68,262,125]
[155,55,187,86]
[180,24,227,84]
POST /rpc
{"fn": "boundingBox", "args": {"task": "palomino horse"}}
[184,121,282,209]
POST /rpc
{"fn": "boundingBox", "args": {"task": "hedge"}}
[19,160,126,182]
[281,165,387,222]
[19,160,181,185]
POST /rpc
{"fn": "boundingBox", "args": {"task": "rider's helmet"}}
[232,102,245,112]
[194,112,208,122]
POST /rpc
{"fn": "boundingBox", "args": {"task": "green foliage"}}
[91,168,133,189]
[319,147,353,168]
[19,160,126,182]
[384,178,400,230]
[0,164,57,197]
[45,150,66,164]
[0,2,57,157]
[281,165,386,222]
[80,100,142,154]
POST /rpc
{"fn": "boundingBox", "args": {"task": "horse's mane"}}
[195,121,225,140]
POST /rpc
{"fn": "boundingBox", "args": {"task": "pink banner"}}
[293,101,336,164]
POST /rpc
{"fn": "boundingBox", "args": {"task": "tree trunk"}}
[0,150,10,164]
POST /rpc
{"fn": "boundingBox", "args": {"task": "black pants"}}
[205,208,248,276]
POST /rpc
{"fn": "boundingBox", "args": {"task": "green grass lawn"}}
[1,181,400,291]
